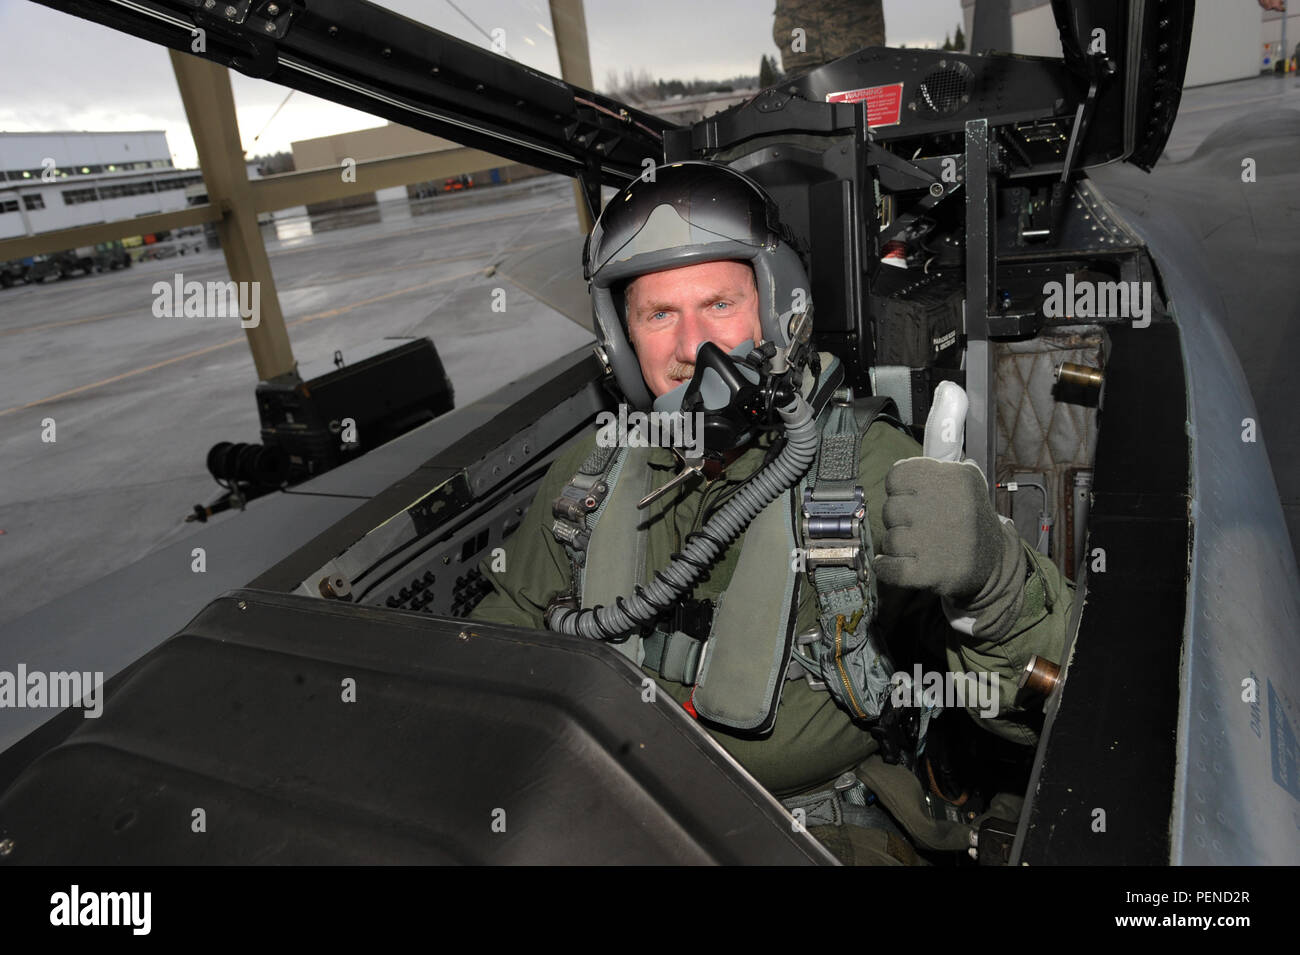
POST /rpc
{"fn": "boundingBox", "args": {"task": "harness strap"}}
[782,772,865,828]
[550,358,925,739]
[794,390,902,724]
[780,771,914,840]
[551,441,629,599]
[643,629,704,684]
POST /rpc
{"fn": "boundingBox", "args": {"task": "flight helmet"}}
[583,160,812,411]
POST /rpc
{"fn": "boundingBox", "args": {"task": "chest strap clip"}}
[802,486,868,579]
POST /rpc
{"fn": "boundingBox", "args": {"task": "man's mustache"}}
[667,361,695,382]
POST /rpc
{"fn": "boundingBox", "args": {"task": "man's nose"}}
[673,307,711,363]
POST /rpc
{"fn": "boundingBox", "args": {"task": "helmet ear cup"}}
[754,242,813,349]
[592,283,653,411]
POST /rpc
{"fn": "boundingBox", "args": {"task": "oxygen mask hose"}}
[546,390,819,641]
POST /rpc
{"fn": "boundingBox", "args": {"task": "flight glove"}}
[873,456,1028,642]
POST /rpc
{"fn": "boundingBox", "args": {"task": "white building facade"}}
[0,131,203,241]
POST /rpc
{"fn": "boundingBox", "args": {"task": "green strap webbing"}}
[579,443,618,477]
[805,389,878,635]
[814,393,865,495]
[643,629,703,684]
[552,442,622,581]
[799,391,902,722]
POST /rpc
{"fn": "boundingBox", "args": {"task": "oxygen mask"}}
[651,316,813,465]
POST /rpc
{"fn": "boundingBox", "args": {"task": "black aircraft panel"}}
[0,590,833,865]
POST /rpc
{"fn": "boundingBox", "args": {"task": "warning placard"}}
[825,82,905,128]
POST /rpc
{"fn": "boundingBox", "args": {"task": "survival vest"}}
[549,354,928,741]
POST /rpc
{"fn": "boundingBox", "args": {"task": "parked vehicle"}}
[3,243,133,287]
[23,253,63,283]
[61,247,99,277]
[0,258,29,288]
[91,239,132,271]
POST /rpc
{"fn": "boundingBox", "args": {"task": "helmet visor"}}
[586,162,779,280]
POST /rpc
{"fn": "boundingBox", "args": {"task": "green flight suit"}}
[470,418,1073,801]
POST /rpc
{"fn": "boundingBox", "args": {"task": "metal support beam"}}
[0,204,222,261]
[249,148,504,213]
[0,147,502,262]
[963,118,997,496]
[549,0,598,233]
[169,48,296,382]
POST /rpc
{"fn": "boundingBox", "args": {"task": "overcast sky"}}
[0,0,965,169]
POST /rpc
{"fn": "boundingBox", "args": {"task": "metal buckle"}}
[801,486,865,539]
[552,480,608,523]
[786,628,828,690]
[802,486,868,578]
[550,520,590,550]
[804,543,867,578]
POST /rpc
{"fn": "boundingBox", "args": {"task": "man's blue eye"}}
[712,301,730,310]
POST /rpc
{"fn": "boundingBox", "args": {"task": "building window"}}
[0,200,18,213]
[62,188,98,205]
[23,195,44,210]
[99,181,158,200]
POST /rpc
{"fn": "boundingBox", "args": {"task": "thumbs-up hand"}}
[873,383,1027,639]
[872,456,1005,602]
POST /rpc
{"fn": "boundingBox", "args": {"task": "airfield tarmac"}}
[0,72,1296,629]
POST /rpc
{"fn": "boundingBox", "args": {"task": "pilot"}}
[470,161,1072,864]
